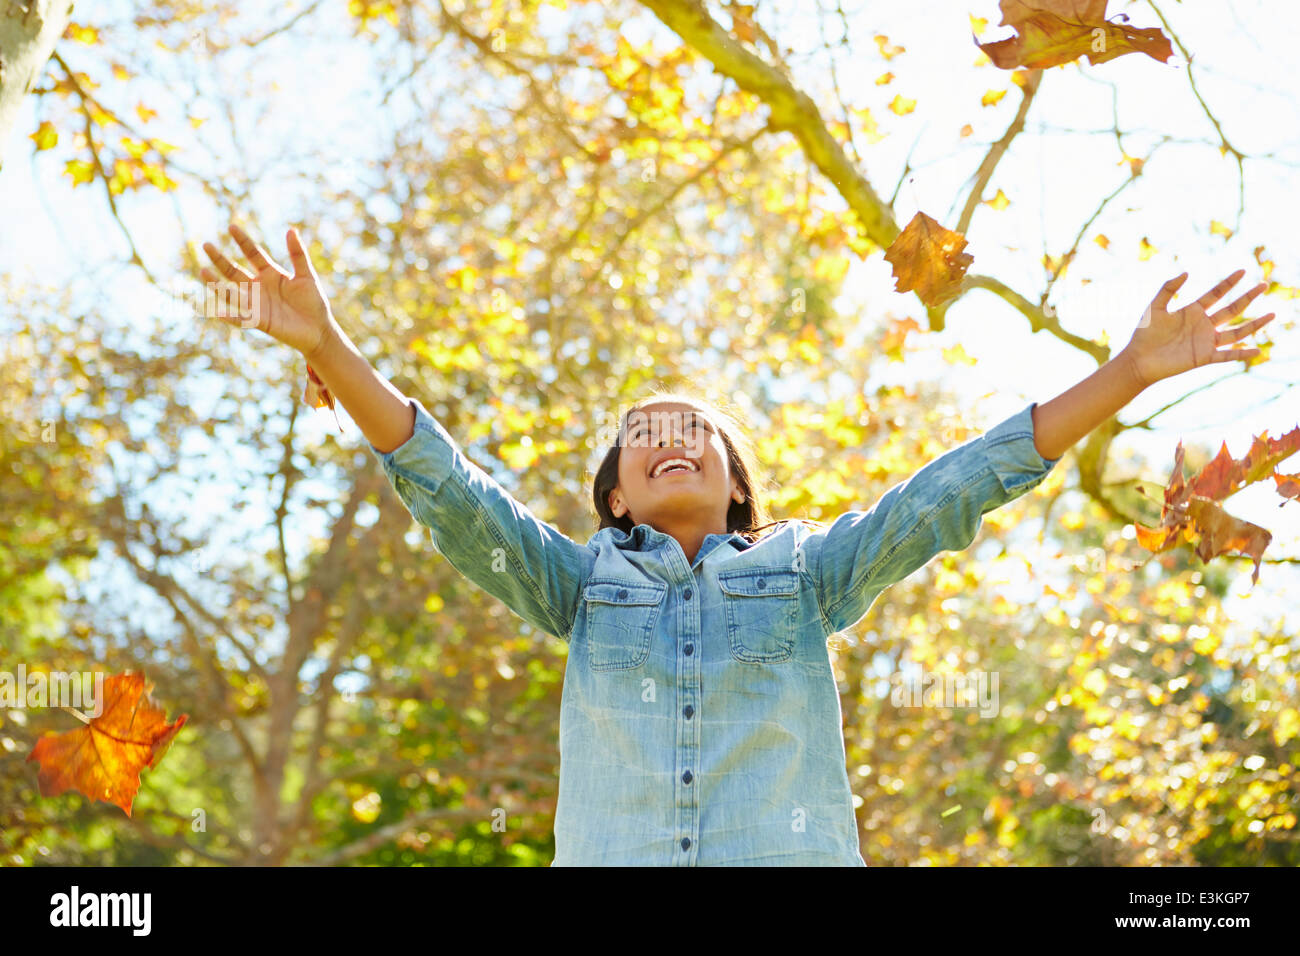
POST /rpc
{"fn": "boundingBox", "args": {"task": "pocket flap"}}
[583,580,666,606]
[716,568,799,597]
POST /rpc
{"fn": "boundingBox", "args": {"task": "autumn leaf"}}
[1273,472,1300,506]
[304,363,344,433]
[883,212,974,308]
[1184,497,1271,585]
[26,672,187,817]
[976,0,1173,71]
[1135,429,1300,581]
[64,159,96,186]
[30,121,58,151]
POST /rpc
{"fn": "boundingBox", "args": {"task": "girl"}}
[202,222,1274,865]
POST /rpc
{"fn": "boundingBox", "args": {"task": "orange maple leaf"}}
[26,672,187,817]
[976,0,1173,71]
[883,212,974,308]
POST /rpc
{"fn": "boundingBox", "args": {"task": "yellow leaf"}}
[1138,237,1157,261]
[959,124,973,138]
[424,593,445,613]
[875,72,894,85]
[29,121,58,151]
[1210,220,1233,241]
[64,159,95,186]
[1082,669,1107,696]
[65,23,99,44]
[981,89,1007,107]
[941,343,977,366]
[135,103,158,124]
[1094,234,1110,250]
[889,94,916,116]
[969,14,988,35]
[982,188,1010,211]
[875,35,905,60]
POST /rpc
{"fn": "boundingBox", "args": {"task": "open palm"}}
[1123,269,1275,389]
[200,223,334,358]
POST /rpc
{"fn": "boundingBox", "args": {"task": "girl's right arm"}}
[201,222,591,639]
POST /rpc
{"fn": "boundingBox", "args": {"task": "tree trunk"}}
[0,0,73,172]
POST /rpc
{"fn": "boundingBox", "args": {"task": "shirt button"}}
[756,578,766,589]
[681,837,691,850]
[616,589,628,600]
[683,588,693,601]
[684,644,693,655]
[683,705,693,718]
[682,770,692,784]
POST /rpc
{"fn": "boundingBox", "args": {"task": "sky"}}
[1,0,1297,649]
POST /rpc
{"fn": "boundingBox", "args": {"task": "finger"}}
[286,227,318,279]
[1152,272,1189,311]
[228,223,282,275]
[1209,346,1261,364]
[1215,313,1275,345]
[1209,282,1267,324]
[1193,269,1246,310]
[203,241,253,283]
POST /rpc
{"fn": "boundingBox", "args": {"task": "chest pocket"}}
[582,579,666,671]
[716,568,799,663]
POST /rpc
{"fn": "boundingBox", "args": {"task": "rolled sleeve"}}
[983,401,1061,496]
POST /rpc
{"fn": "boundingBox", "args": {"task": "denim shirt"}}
[368,397,1060,865]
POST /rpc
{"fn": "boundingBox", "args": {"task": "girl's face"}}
[608,401,745,532]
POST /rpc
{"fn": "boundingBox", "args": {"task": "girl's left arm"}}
[1032,270,1273,461]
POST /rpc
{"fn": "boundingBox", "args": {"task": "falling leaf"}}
[26,672,187,817]
[982,89,1008,107]
[876,72,894,85]
[1094,234,1110,249]
[1210,220,1233,240]
[1273,472,1300,506]
[976,0,1173,70]
[1138,237,1157,261]
[960,124,974,138]
[883,212,974,308]
[29,121,58,151]
[942,343,977,365]
[304,363,344,433]
[970,14,988,35]
[1185,497,1271,585]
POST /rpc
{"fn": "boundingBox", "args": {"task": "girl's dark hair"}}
[590,385,792,543]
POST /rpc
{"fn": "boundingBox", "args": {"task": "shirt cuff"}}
[983,401,1061,495]
[367,396,460,495]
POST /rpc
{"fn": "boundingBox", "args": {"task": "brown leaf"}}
[26,672,187,817]
[1273,471,1300,506]
[1185,497,1271,585]
[883,212,974,308]
[976,0,1173,71]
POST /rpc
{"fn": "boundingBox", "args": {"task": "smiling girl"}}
[202,222,1274,865]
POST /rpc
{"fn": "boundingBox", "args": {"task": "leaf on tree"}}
[26,671,187,817]
[883,212,974,308]
[304,363,344,433]
[976,0,1173,71]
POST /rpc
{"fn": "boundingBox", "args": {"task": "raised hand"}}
[200,223,337,359]
[1121,270,1276,389]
